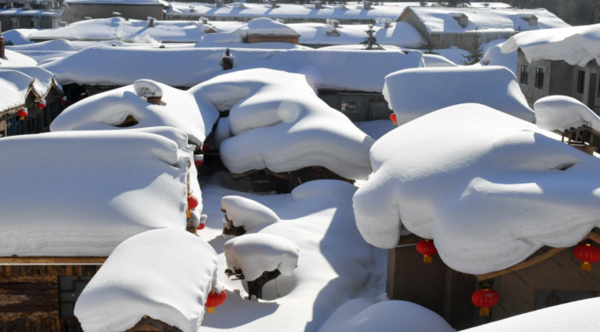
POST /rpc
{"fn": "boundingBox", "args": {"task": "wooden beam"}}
[0,257,106,265]
[397,233,423,246]
[476,247,567,281]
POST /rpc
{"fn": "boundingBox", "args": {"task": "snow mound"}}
[0,66,61,98]
[534,96,600,133]
[383,66,535,125]
[480,40,517,74]
[224,233,299,281]
[191,68,375,179]
[0,69,31,113]
[1,29,36,45]
[133,79,163,97]
[50,79,219,146]
[319,299,455,332]
[242,18,300,37]
[222,196,281,232]
[502,23,600,67]
[353,103,600,275]
[0,131,193,257]
[2,49,37,66]
[75,229,219,332]
[423,54,457,67]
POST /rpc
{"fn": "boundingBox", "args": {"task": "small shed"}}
[242,18,300,44]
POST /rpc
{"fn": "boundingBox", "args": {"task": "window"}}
[535,67,545,90]
[59,276,93,318]
[52,18,61,28]
[519,64,529,85]
[31,17,41,28]
[576,70,586,94]
[6,117,20,136]
[10,17,20,28]
[341,101,359,113]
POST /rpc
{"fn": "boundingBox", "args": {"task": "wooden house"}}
[387,228,600,330]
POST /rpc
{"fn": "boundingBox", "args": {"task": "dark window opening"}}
[577,70,586,94]
[535,67,545,90]
[341,102,359,113]
[520,64,529,85]
[59,276,93,319]
[115,115,139,128]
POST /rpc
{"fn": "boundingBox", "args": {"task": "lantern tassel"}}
[423,255,432,264]
[582,262,592,272]
[479,307,490,317]
[207,307,215,314]
[392,120,398,126]
[20,116,25,121]
[186,209,191,218]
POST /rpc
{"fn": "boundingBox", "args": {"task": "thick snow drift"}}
[222,196,280,232]
[191,68,374,179]
[199,179,386,331]
[224,233,299,282]
[1,28,36,45]
[75,229,219,332]
[383,66,535,125]
[50,79,219,147]
[0,131,194,257]
[502,23,600,67]
[534,96,600,133]
[319,299,455,332]
[354,103,600,275]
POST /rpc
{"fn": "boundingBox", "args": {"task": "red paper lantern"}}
[206,288,227,314]
[472,288,500,317]
[197,223,206,230]
[60,95,67,105]
[36,99,46,109]
[18,108,28,121]
[188,194,199,210]
[416,239,437,263]
[389,113,397,126]
[574,243,600,271]
[203,143,210,152]
[194,154,204,167]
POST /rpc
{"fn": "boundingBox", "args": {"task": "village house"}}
[0,1,63,31]
[62,0,166,22]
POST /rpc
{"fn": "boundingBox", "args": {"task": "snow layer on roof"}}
[224,233,299,282]
[50,79,219,146]
[242,17,299,36]
[199,179,386,331]
[534,96,600,133]
[193,68,374,179]
[222,196,280,232]
[463,296,600,332]
[0,69,30,113]
[2,48,37,66]
[383,66,534,125]
[319,299,454,332]
[422,53,457,67]
[353,104,600,274]
[501,23,600,67]
[480,39,517,74]
[1,29,36,45]
[75,229,218,332]
[0,8,63,17]
[65,0,165,5]
[29,17,241,43]
[42,46,423,92]
[0,66,61,98]
[408,7,569,34]
[0,131,193,257]
[167,2,406,20]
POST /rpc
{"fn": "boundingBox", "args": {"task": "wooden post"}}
[247,270,281,299]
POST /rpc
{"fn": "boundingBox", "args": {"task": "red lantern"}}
[389,113,397,126]
[36,99,46,109]
[194,154,204,167]
[188,194,199,210]
[416,239,437,263]
[60,95,67,105]
[206,288,227,314]
[18,108,28,121]
[574,243,600,271]
[472,288,500,317]
[197,223,206,230]
[203,143,210,153]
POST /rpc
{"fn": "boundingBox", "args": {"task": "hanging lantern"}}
[36,99,47,109]
[389,113,397,126]
[416,239,437,263]
[574,243,600,271]
[194,154,204,167]
[188,194,199,210]
[60,95,67,105]
[203,143,210,153]
[472,288,500,317]
[18,108,28,121]
[205,288,227,314]
[197,223,206,230]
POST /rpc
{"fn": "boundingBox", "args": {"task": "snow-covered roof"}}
[0,66,62,99]
[1,48,37,66]
[0,8,63,17]
[166,2,409,21]
[501,23,600,67]
[50,79,219,146]
[1,29,36,45]
[242,17,299,37]
[195,68,374,179]
[383,66,534,125]
[404,7,569,34]
[354,104,600,275]
[75,229,219,332]
[0,130,195,257]
[534,96,600,133]
[0,69,31,114]
[64,0,166,6]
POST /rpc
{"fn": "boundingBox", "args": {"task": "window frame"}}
[10,16,20,28]
[519,64,529,85]
[576,70,586,95]
[534,66,545,90]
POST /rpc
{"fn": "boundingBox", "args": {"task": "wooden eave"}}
[0,256,107,265]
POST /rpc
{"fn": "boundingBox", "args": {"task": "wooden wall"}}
[0,265,101,332]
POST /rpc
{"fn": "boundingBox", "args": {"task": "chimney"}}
[189,6,195,12]
[314,1,322,9]
[200,16,209,24]
[271,0,277,8]
[148,17,156,27]
[363,1,371,10]
[147,96,162,105]
[221,48,233,70]
[0,23,6,60]
[216,0,224,7]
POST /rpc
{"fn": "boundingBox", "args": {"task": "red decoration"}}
[18,108,28,121]
[60,95,67,105]
[36,99,46,109]
[416,239,437,263]
[188,194,199,210]
[206,288,227,314]
[472,288,500,317]
[389,113,397,126]
[194,154,204,167]
[574,243,600,271]
[203,143,210,152]
[197,223,206,230]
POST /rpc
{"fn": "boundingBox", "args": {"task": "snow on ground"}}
[463,296,600,332]
[222,196,280,232]
[198,178,387,332]
[502,23,600,67]
[0,130,195,257]
[192,69,374,179]
[50,79,219,147]
[75,229,218,332]
[1,28,36,45]
[318,299,455,332]
[534,96,600,133]
[353,104,600,275]
[41,45,423,92]
[383,66,535,126]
